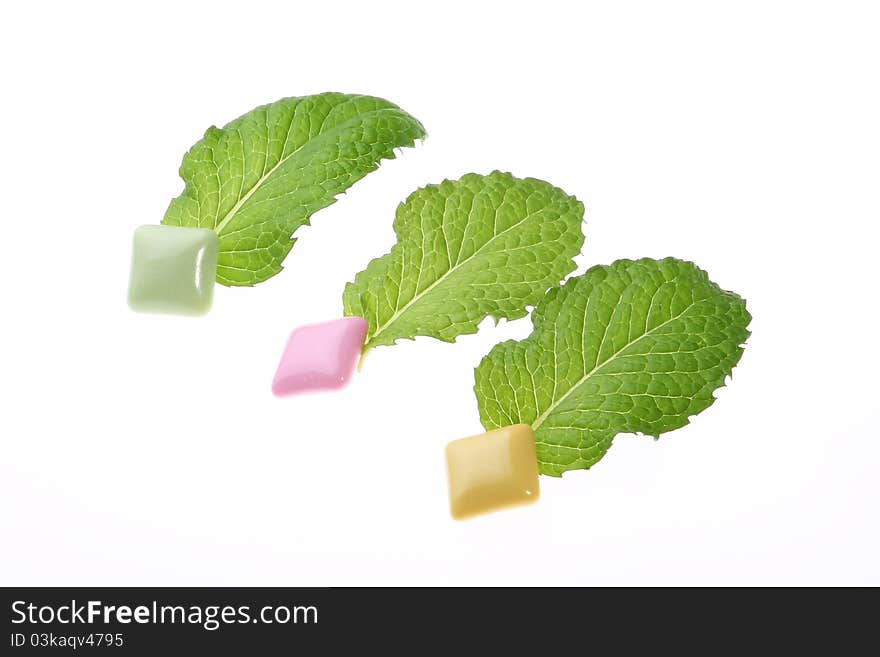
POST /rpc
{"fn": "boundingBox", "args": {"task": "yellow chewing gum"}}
[445,424,540,520]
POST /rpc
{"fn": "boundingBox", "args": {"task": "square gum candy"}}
[445,424,540,520]
[128,225,219,316]
[272,317,369,396]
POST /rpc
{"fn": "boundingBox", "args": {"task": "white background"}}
[1,1,878,586]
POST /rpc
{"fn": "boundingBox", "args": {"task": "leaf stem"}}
[357,347,371,372]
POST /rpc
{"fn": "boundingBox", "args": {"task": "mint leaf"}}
[474,258,750,476]
[343,171,585,355]
[161,93,425,286]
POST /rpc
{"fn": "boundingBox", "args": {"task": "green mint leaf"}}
[161,92,425,286]
[343,171,586,355]
[474,258,750,476]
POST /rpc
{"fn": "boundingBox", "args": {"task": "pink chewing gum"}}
[271,317,369,396]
